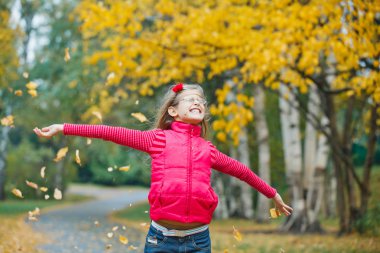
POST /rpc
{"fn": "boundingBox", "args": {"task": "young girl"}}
[34,83,292,253]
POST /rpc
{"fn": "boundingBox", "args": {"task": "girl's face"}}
[168,90,207,125]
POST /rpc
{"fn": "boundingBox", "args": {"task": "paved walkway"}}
[31,184,149,253]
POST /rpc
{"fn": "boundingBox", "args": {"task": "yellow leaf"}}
[64,48,71,62]
[119,166,130,172]
[40,187,48,192]
[14,90,23,96]
[54,188,62,200]
[22,72,29,78]
[28,207,40,217]
[75,149,82,166]
[54,147,69,162]
[92,111,103,123]
[270,208,281,218]
[131,112,148,123]
[119,235,129,245]
[25,180,38,189]
[44,194,49,200]
[40,166,46,178]
[28,89,38,97]
[87,138,92,145]
[128,245,138,250]
[11,188,24,198]
[26,81,38,90]
[233,226,242,242]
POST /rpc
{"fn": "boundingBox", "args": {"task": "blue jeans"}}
[144,224,211,253]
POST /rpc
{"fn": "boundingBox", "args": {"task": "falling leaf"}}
[54,147,69,162]
[87,138,92,145]
[40,187,48,192]
[131,112,148,123]
[233,226,242,242]
[54,188,62,200]
[270,208,281,218]
[106,72,115,85]
[26,81,38,90]
[1,115,14,127]
[140,223,147,227]
[11,188,24,198]
[119,235,129,245]
[28,89,38,97]
[28,216,38,221]
[92,111,103,122]
[25,180,38,189]
[14,90,23,96]
[40,166,46,178]
[107,232,114,238]
[44,194,50,200]
[135,100,139,105]
[75,149,81,166]
[22,72,29,78]
[119,166,130,172]
[107,167,113,172]
[64,48,71,62]
[112,226,119,231]
[28,207,40,217]
[144,210,148,213]
[128,245,138,250]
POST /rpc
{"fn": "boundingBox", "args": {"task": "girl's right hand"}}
[33,124,64,138]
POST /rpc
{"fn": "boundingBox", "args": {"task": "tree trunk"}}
[253,85,271,223]
[279,83,305,232]
[0,105,12,200]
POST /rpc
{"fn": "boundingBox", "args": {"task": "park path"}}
[31,184,149,253]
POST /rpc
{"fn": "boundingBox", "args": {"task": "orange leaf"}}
[64,48,71,62]
[233,226,242,242]
[25,180,38,189]
[119,166,130,172]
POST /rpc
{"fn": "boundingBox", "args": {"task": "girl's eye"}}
[181,98,207,105]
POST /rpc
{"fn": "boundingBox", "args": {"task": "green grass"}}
[114,200,150,221]
[0,194,93,216]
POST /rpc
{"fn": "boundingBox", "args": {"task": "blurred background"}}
[0,0,379,252]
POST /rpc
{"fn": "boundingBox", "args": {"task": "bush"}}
[354,203,380,236]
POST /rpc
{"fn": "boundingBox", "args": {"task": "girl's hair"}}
[154,83,210,138]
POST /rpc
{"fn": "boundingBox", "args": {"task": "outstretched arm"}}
[210,144,292,216]
[34,123,163,153]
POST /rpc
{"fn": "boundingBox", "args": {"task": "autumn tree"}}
[76,0,379,234]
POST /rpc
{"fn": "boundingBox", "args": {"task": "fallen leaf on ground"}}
[119,235,128,245]
[128,245,138,250]
[107,232,114,238]
[112,226,119,231]
[233,226,242,242]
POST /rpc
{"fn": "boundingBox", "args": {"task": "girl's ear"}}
[168,106,178,117]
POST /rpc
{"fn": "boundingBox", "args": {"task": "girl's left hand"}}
[272,193,293,216]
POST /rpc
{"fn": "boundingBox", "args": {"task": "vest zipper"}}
[186,127,194,220]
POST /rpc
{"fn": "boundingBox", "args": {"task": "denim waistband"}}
[151,220,209,237]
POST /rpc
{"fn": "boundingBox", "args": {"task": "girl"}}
[34,83,292,253]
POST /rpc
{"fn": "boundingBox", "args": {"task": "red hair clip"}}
[172,83,184,93]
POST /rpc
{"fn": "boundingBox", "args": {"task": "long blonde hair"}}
[154,84,210,138]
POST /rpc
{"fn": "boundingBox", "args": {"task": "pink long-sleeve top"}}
[63,122,276,223]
